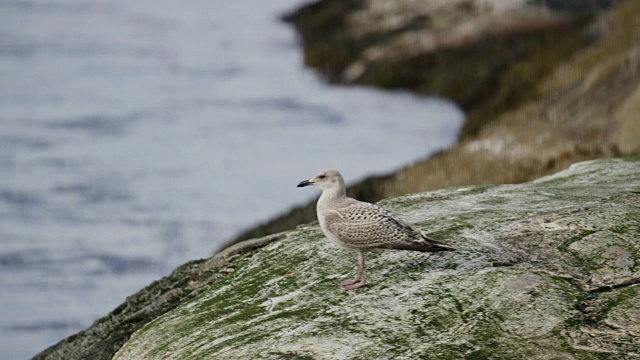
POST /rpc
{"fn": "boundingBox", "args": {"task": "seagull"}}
[297,169,454,290]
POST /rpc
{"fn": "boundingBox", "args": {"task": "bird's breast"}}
[316,207,358,251]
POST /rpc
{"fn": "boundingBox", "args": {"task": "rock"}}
[383,0,640,198]
[284,0,620,138]
[111,157,640,359]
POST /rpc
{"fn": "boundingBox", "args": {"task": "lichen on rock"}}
[113,157,640,360]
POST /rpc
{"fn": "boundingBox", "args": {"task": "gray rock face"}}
[113,158,640,359]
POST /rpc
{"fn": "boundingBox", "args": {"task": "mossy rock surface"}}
[113,158,640,360]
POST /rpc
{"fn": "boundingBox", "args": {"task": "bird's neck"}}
[319,187,345,203]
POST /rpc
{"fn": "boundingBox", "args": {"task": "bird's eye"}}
[318,175,326,179]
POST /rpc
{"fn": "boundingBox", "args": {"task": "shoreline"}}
[224,0,639,251]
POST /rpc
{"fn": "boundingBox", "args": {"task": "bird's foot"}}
[342,279,366,291]
[338,278,360,286]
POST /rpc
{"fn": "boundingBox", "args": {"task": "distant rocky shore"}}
[35,1,639,359]
[229,0,639,247]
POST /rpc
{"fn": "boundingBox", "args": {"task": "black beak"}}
[297,179,313,187]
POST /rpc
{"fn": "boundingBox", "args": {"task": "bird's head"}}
[297,169,345,192]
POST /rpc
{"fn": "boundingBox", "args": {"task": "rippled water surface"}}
[0,1,463,358]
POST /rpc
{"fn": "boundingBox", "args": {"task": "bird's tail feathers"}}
[421,234,455,251]
[386,236,455,252]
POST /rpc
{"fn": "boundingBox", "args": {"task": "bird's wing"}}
[325,202,426,249]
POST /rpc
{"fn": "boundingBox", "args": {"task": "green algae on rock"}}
[113,157,640,360]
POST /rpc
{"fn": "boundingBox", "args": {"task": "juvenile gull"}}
[297,169,454,290]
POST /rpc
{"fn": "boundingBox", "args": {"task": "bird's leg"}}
[338,252,362,287]
[342,252,366,290]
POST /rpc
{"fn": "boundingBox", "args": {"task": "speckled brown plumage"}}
[323,200,450,251]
